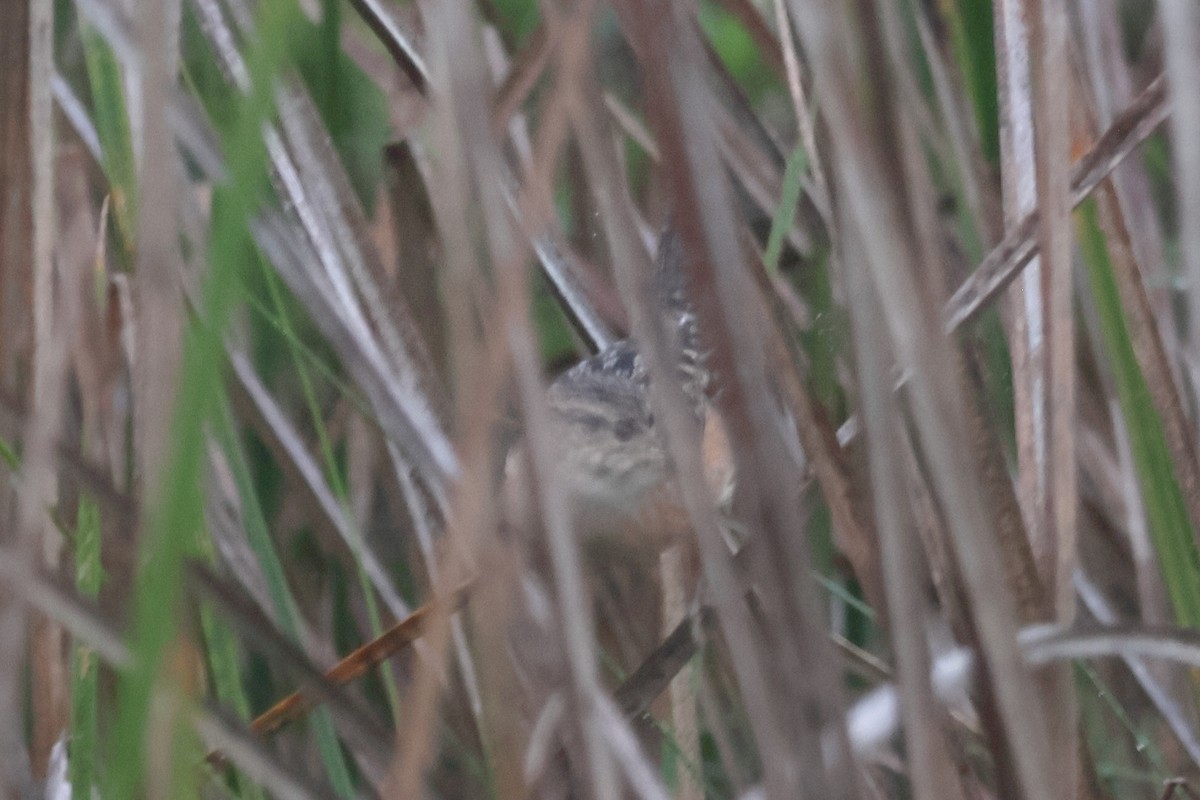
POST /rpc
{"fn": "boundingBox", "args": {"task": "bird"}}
[496,229,734,796]
[503,229,735,565]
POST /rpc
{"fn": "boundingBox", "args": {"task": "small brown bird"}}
[504,231,735,562]
[497,231,734,795]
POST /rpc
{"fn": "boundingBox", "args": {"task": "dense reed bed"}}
[0,0,1195,797]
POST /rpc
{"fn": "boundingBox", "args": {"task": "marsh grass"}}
[1,0,1197,797]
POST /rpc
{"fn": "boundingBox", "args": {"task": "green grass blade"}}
[0,436,20,471]
[763,143,809,276]
[104,0,307,794]
[942,0,999,164]
[77,21,138,256]
[69,497,101,800]
[1077,199,1200,628]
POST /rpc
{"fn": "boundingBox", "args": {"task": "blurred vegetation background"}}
[1,0,1197,797]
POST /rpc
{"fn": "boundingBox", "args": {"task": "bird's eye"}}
[611,349,637,375]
